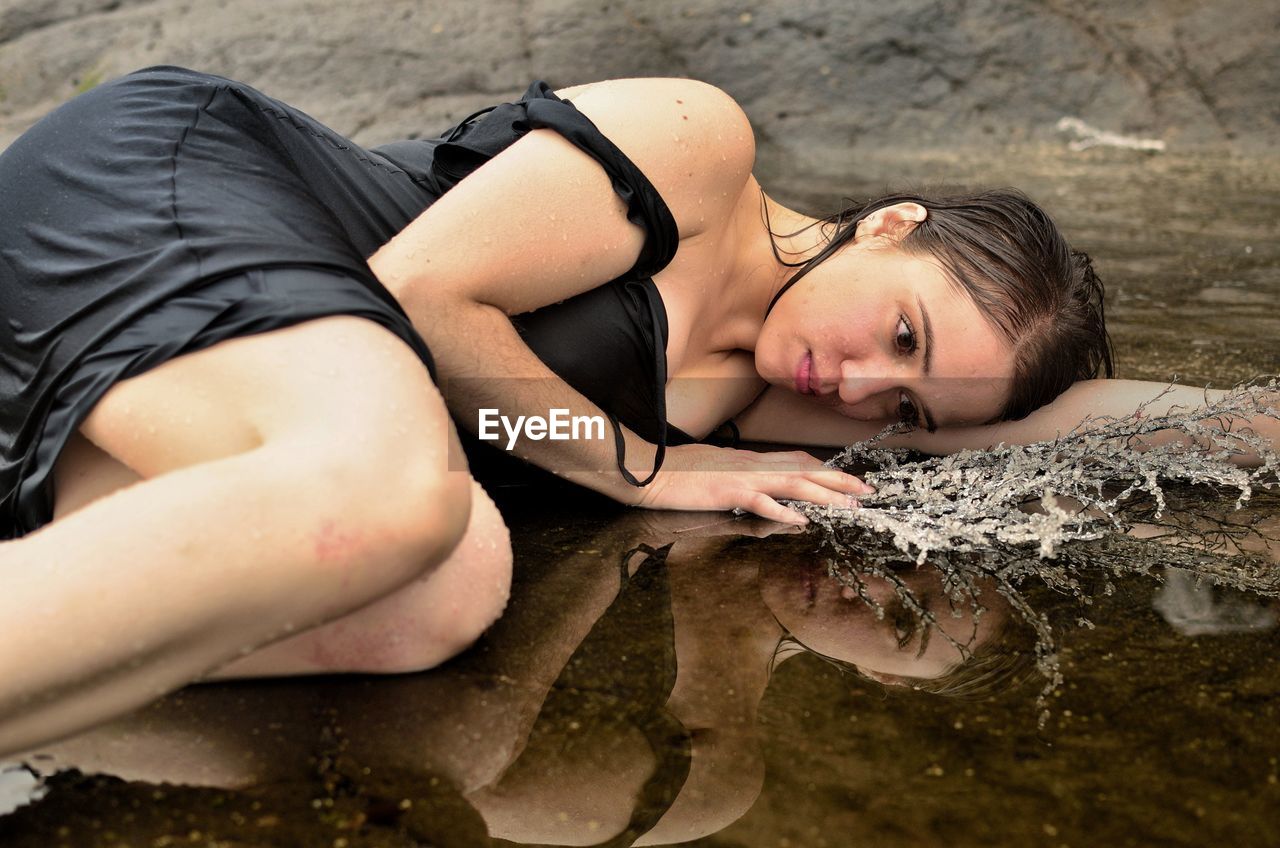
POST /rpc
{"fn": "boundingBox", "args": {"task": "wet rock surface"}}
[1,0,1278,155]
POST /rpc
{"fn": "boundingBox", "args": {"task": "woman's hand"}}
[631,443,874,524]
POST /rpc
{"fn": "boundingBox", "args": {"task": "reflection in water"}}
[5,490,1275,845]
[0,510,1029,844]
[798,382,1279,719]
[1154,567,1278,636]
[2,496,1279,845]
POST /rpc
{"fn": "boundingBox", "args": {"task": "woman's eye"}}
[897,393,919,427]
[890,602,923,650]
[888,601,916,648]
[895,315,917,354]
[888,595,934,655]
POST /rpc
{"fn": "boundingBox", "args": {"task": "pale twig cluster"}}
[796,380,1280,720]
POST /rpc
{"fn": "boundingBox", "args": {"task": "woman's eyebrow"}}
[915,618,933,658]
[916,294,935,377]
[921,403,938,433]
[915,294,938,431]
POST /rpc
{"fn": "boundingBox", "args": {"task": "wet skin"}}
[753,235,1016,431]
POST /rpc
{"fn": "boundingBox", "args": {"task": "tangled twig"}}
[796,380,1280,723]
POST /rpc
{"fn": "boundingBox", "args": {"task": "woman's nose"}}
[837,359,898,408]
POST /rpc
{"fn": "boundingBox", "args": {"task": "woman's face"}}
[758,559,1006,680]
[754,240,1016,429]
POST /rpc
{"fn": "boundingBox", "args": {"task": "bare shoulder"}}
[553,78,756,237]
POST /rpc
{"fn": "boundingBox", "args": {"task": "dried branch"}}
[794,379,1280,722]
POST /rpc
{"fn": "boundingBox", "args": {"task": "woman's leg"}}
[54,435,513,680]
[207,476,512,678]
[0,317,478,757]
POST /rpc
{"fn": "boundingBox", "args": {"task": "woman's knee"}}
[276,433,474,592]
[309,480,513,675]
[378,479,511,673]
[421,480,514,660]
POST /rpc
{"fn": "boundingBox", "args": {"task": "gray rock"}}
[0,0,1276,155]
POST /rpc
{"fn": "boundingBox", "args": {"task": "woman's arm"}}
[737,379,1279,466]
[370,79,866,522]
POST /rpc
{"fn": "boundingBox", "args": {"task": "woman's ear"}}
[855,202,928,244]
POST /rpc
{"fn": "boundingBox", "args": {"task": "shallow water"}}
[2,149,1278,846]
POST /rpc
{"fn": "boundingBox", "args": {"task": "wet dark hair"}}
[891,613,1039,699]
[766,189,1114,421]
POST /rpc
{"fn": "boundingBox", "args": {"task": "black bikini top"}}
[382,82,696,486]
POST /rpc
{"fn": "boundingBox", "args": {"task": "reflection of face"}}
[758,559,1006,680]
[754,243,1015,429]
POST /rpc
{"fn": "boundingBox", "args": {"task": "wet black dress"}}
[0,66,693,538]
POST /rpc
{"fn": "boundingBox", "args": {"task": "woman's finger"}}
[799,467,875,495]
[751,449,829,470]
[764,476,860,510]
[738,490,809,526]
[737,452,873,495]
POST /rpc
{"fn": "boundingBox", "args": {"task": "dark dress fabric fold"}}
[0,68,687,537]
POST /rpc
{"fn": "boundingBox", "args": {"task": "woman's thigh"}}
[78,315,464,482]
[54,433,513,678]
[52,317,510,677]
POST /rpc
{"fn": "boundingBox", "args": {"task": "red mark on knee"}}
[314,519,363,564]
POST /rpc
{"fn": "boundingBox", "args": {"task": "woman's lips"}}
[796,352,814,395]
